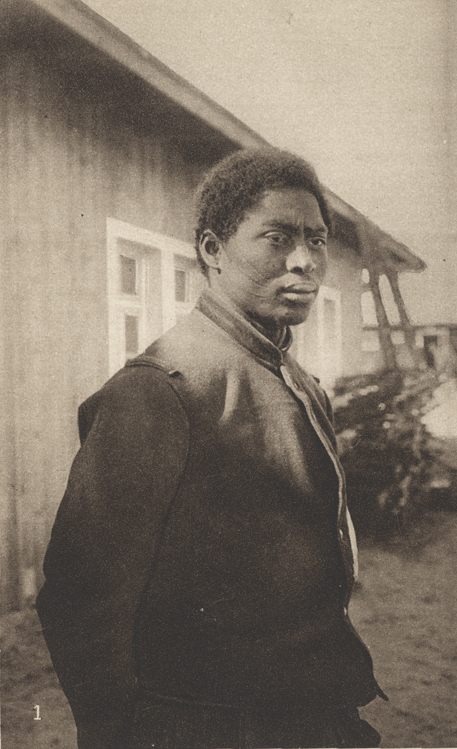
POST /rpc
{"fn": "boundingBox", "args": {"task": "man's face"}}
[207,188,328,330]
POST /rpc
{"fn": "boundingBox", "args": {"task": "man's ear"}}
[199,230,223,272]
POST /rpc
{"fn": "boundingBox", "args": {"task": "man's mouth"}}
[280,284,318,298]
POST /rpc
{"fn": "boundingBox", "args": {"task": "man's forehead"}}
[247,188,327,228]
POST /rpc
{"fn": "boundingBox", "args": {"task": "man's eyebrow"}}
[262,220,328,234]
[305,225,328,235]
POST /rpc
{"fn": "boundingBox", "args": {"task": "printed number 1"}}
[34,705,42,721]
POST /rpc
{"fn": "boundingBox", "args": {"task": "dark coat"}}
[37,289,382,749]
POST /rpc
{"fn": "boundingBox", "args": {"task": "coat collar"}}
[195,288,292,372]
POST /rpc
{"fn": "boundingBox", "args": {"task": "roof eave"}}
[15,0,426,275]
[27,0,269,151]
[325,189,426,274]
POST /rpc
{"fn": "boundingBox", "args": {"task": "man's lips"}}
[280,284,318,295]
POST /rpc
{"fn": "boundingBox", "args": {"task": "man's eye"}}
[310,237,327,248]
[265,233,290,246]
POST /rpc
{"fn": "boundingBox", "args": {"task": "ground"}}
[352,511,457,749]
[2,509,457,749]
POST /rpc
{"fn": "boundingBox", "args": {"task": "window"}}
[174,269,187,303]
[316,285,342,391]
[107,219,206,375]
[289,285,342,392]
[120,255,137,295]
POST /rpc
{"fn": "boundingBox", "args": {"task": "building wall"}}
[327,239,365,379]
[293,237,364,386]
[0,31,227,611]
[362,324,457,375]
[1,13,369,612]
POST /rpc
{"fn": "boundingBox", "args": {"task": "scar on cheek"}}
[238,259,276,284]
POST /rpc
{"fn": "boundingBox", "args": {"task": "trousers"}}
[128,693,381,749]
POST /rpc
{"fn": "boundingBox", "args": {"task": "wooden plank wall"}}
[1,32,224,612]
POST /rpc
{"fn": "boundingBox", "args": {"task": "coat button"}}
[339,528,344,539]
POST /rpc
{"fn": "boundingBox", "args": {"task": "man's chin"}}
[277,304,312,327]
[282,315,310,328]
[272,293,316,326]
[248,300,313,331]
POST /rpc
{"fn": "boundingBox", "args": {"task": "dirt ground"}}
[352,511,457,749]
[2,511,457,749]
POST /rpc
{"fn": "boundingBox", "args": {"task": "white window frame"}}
[316,285,343,387]
[107,218,199,376]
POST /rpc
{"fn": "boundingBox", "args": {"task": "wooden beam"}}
[357,223,397,370]
[386,270,422,364]
[368,270,398,371]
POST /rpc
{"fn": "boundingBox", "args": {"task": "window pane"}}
[125,315,139,356]
[174,269,187,303]
[121,255,137,294]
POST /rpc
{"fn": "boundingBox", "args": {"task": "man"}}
[37,148,385,749]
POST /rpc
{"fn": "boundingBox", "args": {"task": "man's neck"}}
[248,317,287,348]
[207,286,287,348]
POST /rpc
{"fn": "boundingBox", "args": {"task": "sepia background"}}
[85,0,457,326]
[2,1,457,747]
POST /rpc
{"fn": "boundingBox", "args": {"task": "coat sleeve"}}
[36,367,190,749]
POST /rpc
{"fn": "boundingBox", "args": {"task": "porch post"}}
[385,270,419,355]
[367,269,398,371]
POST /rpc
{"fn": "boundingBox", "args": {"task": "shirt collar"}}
[195,287,293,371]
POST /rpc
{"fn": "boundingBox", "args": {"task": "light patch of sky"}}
[85,0,455,324]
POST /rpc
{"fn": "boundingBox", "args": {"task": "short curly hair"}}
[194,147,331,273]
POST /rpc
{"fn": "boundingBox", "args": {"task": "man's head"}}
[195,148,331,335]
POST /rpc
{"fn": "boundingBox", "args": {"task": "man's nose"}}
[286,243,316,274]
